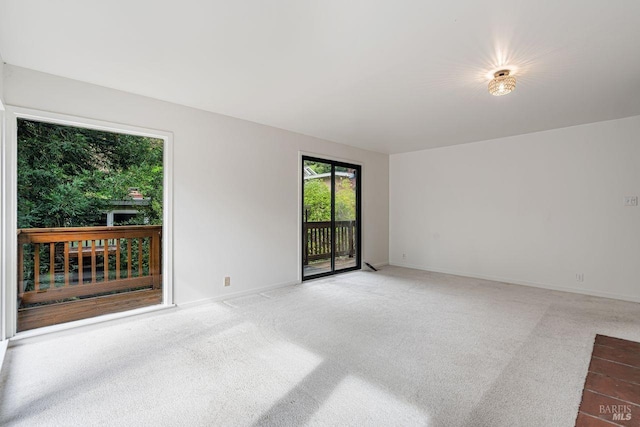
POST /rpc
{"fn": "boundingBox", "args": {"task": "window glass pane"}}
[16,118,164,331]
[303,160,333,278]
[334,166,358,271]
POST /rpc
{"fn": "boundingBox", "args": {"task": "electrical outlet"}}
[576,273,584,282]
[623,196,638,207]
[402,253,406,259]
[224,276,231,286]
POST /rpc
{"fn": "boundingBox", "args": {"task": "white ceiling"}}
[1,1,639,154]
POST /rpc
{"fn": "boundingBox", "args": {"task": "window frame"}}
[1,106,174,339]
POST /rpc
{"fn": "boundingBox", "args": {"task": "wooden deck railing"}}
[303,220,355,265]
[17,225,162,331]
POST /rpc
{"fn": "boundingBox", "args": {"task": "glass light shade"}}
[488,70,516,96]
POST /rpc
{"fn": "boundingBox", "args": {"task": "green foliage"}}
[303,177,355,222]
[303,179,331,221]
[17,119,163,229]
[335,178,356,220]
[305,162,331,174]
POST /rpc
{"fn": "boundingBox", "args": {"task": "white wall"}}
[390,116,640,302]
[3,65,389,306]
[0,57,5,105]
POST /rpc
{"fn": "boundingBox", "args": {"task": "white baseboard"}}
[177,280,301,309]
[178,263,392,309]
[389,262,640,304]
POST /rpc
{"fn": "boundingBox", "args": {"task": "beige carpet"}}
[1,266,639,426]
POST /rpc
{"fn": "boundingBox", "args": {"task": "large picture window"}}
[2,108,173,337]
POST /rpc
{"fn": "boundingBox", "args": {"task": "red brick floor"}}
[575,335,640,427]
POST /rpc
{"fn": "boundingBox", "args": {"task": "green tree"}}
[303,177,355,222]
[303,179,331,221]
[304,162,331,175]
[335,178,355,220]
[17,119,163,229]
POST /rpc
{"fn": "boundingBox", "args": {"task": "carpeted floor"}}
[1,266,639,426]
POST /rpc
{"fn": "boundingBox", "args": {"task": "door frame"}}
[301,155,361,281]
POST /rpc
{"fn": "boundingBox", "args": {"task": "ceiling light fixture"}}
[488,70,516,96]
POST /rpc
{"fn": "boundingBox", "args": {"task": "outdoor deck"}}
[303,220,357,277]
[303,258,358,276]
[17,225,162,331]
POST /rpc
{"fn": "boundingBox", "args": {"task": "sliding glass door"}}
[302,156,361,280]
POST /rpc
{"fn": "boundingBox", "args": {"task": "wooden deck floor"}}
[18,288,162,331]
[575,334,640,426]
[303,257,357,277]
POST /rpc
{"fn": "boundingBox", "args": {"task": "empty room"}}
[0,1,639,426]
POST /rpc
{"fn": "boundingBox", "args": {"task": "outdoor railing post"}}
[64,242,70,287]
[17,236,24,296]
[34,243,40,291]
[151,229,162,289]
[348,221,354,258]
[78,241,83,285]
[91,240,97,283]
[49,243,55,288]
